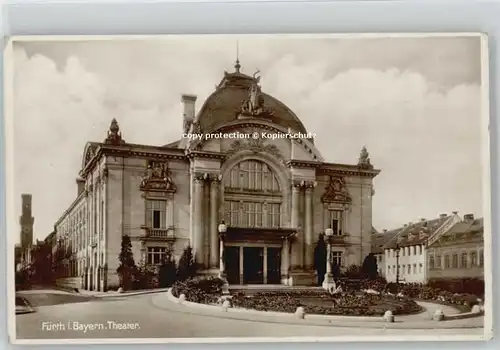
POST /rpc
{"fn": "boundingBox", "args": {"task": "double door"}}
[225,245,281,284]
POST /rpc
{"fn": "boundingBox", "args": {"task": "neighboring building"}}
[382,213,462,283]
[427,214,484,281]
[51,62,381,291]
[371,227,402,278]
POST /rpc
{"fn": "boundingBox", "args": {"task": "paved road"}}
[15,290,486,340]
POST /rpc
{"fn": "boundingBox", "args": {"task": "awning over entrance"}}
[225,227,296,244]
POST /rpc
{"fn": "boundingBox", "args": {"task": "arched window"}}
[225,160,280,192]
[224,160,283,228]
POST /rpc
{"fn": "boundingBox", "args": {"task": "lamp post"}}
[395,243,400,285]
[322,227,335,290]
[218,221,230,297]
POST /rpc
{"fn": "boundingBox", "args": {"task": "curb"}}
[164,289,484,329]
[79,288,170,298]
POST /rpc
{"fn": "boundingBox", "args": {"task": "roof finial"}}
[234,40,241,73]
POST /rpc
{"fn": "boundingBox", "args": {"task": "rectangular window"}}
[331,251,342,266]
[407,264,411,274]
[413,263,417,274]
[471,252,477,266]
[444,255,450,269]
[329,211,343,235]
[452,254,458,268]
[479,250,484,267]
[419,263,423,273]
[461,253,468,268]
[147,247,167,265]
[146,200,167,229]
[436,254,441,268]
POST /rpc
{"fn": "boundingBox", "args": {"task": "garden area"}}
[170,274,484,317]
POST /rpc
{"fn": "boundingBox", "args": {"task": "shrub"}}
[158,249,177,287]
[116,235,137,291]
[171,276,224,304]
[177,246,197,281]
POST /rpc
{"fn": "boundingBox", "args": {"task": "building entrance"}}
[224,244,282,285]
[243,247,264,284]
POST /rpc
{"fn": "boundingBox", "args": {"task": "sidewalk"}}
[76,287,169,298]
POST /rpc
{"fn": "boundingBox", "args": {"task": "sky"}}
[10,35,486,243]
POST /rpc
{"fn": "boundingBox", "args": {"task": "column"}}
[304,184,314,270]
[291,183,302,268]
[239,247,244,284]
[280,238,290,284]
[263,247,268,284]
[193,176,204,266]
[219,238,225,278]
[209,177,220,268]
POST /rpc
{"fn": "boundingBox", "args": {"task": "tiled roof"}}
[430,218,484,247]
[382,216,451,250]
[371,228,403,254]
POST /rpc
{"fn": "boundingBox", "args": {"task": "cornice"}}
[317,165,381,178]
[286,160,321,169]
[80,144,188,178]
[186,150,226,160]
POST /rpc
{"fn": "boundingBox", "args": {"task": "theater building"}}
[53,62,380,290]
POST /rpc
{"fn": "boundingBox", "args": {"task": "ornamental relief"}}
[139,161,176,193]
[222,127,287,164]
[321,176,352,204]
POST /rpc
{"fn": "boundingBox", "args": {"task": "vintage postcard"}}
[4,34,492,344]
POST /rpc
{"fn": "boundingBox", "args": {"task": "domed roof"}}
[194,64,308,135]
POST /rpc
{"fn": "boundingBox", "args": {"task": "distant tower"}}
[19,194,34,248]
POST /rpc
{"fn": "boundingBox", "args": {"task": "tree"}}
[362,253,378,280]
[158,247,177,287]
[116,235,137,290]
[177,246,197,281]
[313,234,327,286]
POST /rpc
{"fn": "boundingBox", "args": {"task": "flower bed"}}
[231,290,422,316]
[337,279,482,312]
[170,276,224,304]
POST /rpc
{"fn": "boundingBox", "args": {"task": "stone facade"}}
[49,64,380,290]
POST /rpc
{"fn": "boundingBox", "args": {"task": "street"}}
[15,289,485,340]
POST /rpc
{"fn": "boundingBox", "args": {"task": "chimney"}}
[464,214,474,221]
[440,213,447,219]
[452,211,458,215]
[420,218,426,222]
[181,94,197,134]
[76,178,85,196]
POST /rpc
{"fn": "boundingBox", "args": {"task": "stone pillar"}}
[323,241,335,290]
[239,247,244,284]
[209,177,220,269]
[263,246,268,284]
[281,238,290,284]
[291,183,302,268]
[193,176,204,266]
[219,237,225,278]
[304,183,314,270]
